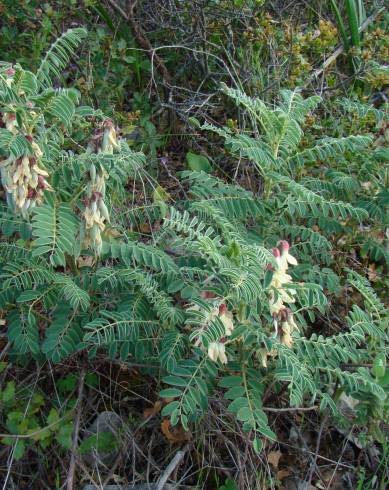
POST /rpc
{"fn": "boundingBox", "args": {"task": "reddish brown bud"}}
[219,303,227,315]
[272,247,280,257]
[91,191,102,201]
[25,135,33,143]
[279,240,290,252]
[279,308,288,322]
[200,291,217,299]
[27,188,37,199]
[37,175,46,189]
[103,119,114,128]
[5,68,15,76]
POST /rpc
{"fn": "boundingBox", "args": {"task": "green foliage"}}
[31,202,79,267]
[0,30,387,459]
[0,380,75,459]
[36,28,87,87]
[186,151,212,173]
[78,431,118,455]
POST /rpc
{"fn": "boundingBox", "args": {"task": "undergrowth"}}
[0,4,388,489]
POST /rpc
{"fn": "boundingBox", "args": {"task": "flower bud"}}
[90,164,96,183]
[208,342,228,364]
[219,303,227,315]
[279,240,290,252]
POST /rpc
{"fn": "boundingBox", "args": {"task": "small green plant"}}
[0,378,75,460]
[218,478,237,490]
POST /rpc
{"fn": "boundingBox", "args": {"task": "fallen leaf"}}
[139,222,152,233]
[268,450,282,468]
[161,419,191,443]
[143,401,163,419]
[162,397,176,404]
[276,469,290,480]
[368,263,378,282]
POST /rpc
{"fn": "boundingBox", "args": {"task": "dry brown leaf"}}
[368,263,378,282]
[162,397,176,404]
[160,418,191,443]
[139,222,152,233]
[276,469,290,480]
[268,450,282,468]
[143,400,163,419]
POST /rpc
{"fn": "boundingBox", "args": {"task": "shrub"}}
[0,30,387,452]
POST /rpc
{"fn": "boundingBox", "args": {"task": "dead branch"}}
[156,443,190,490]
[263,405,319,413]
[107,0,172,85]
[311,7,385,80]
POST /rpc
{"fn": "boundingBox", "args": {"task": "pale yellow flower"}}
[279,240,298,267]
[2,113,17,133]
[258,348,268,368]
[272,270,293,288]
[280,313,298,348]
[269,241,298,316]
[208,342,228,364]
[280,288,296,304]
[281,323,293,348]
[269,293,284,314]
[219,304,234,336]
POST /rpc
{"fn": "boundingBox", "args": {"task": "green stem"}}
[263,178,273,200]
[330,0,350,51]
[346,0,361,48]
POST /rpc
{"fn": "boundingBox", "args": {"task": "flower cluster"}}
[81,119,119,255]
[193,293,235,364]
[86,119,119,155]
[0,115,52,217]
[269,240,299,348]
[0,67,52,217]
[207,303,234,364]
[81,164,110,255]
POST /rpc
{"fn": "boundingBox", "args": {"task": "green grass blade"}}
[346,0,361,47]
[330,0,350,51]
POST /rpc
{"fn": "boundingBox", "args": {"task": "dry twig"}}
[156,444,190,490]
[66,368,86,490]
[107,0,172,84]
